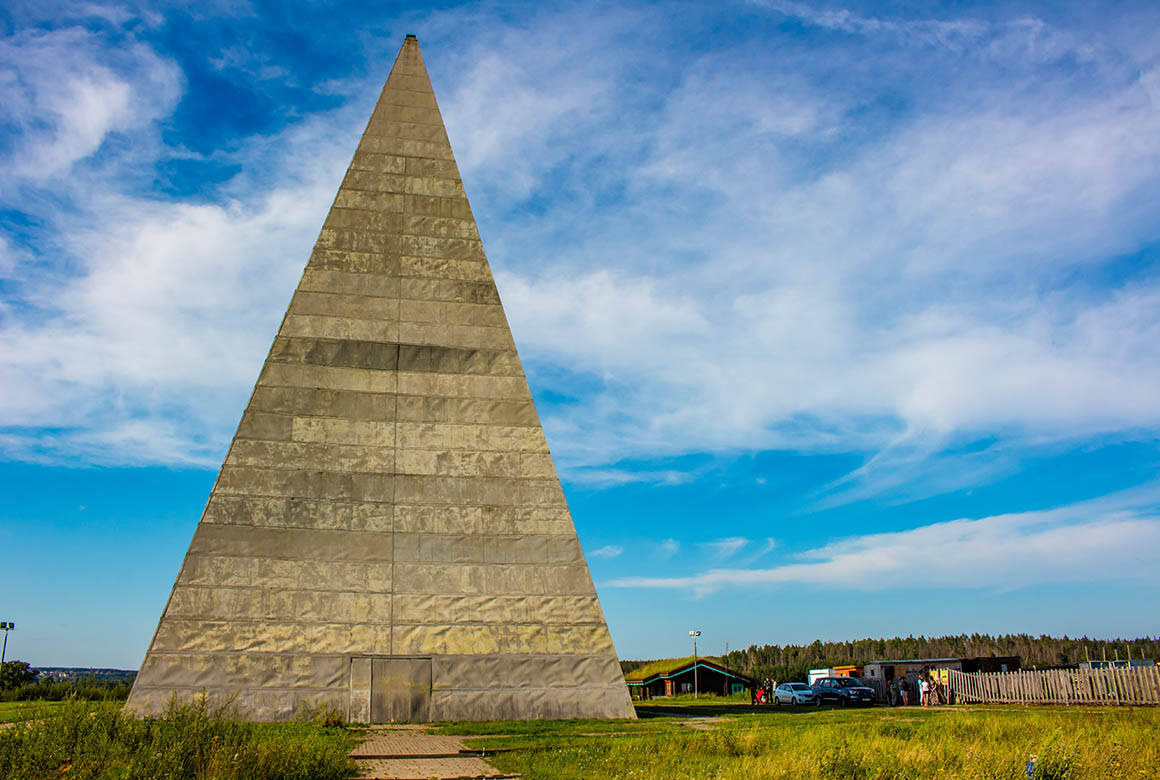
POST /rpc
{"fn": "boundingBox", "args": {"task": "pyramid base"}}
[125,652,636,722]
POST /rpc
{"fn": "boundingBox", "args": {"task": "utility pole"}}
[689,630,701,698]
[0,622,13,664]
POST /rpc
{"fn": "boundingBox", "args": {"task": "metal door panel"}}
[349,657,372,722]
[370,657,431,722]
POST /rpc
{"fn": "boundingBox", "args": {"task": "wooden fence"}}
[947,666,1160,705]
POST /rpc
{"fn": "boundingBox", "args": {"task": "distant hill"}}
[36,667,137,684]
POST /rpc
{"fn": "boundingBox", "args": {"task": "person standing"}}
[900,677,910,705]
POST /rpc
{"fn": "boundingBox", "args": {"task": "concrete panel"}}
[365,118,448,142]
[227,440,396,473]
[395,373,531,401]
[404,157,460,178]
[400,278,498,304]
[324,208,406,233]
[248,387,396,422]
[380,81,439,105]
[399,235,481,260]
[358,135,455,160]
[307,248,400,275]
[298,269,400,298]
[270,338,400,371]
[289,290,400,321]
[383,74,438,96]
[235,411,294,442]
[179,555,392,593]
[394,449,524,478]
[342,170,406,194]
[399,258,493,283]
[397,321,515,350]
[139,652,348,690]
[201,496,393,533]
[188,524,393,562]
[276,314,396,342]
[291,417,395,446]
[279,314,399,343]
[350,151,406,174]
[391,505,483,534]
[394,397,538,426]
[394,422,548,453]
[404,216,479,239]
[404,194,473,219]
[317,228,402,254]
[331,189,405,212]
[260,363,398,393]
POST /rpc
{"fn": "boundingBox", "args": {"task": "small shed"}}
[624,657,756,700]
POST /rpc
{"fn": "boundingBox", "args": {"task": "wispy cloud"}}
[702,537,749,560]
[608,484,1160,595]
[589,544,624,559]
[660,538,680,557]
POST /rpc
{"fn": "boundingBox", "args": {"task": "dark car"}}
[811,676,876,706]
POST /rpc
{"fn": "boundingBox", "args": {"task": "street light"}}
[1,622,13,664]
[689,630,701,698]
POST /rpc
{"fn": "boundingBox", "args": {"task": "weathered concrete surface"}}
[125,35,634,722]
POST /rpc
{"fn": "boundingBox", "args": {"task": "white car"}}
[773,682,818,705]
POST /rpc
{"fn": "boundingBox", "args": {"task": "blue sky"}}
[2,0,1159,668]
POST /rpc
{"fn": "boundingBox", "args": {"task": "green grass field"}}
[2,696,1156,779]
[441,699,1160,780]
[0,701,64,724]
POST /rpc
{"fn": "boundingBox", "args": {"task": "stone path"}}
[349,727,517,780]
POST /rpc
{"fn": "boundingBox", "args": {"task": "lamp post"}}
[0,622,13,664]
[689,630,701,698]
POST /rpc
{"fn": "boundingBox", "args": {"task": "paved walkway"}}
[349,727,516,780]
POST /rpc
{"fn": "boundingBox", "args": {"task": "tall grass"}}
[478,706,1159,780]
[0,697,355,780]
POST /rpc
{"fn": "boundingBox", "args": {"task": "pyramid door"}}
[125,35,635,722]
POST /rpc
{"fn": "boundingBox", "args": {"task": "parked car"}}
[811,676,876,706]
[773,682,818,706]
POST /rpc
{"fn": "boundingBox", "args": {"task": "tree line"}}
[0,661,133,701]
[623,634,1159,682]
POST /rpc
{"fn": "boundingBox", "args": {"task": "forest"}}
[622,634,1159,683]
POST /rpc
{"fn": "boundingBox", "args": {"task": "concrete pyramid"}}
[126,36,635,722]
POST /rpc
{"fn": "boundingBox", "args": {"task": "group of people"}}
[888,673,942,706]
[751,679,776,704]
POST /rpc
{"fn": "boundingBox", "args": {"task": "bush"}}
[0,662,38,691]
[0,696,355,780]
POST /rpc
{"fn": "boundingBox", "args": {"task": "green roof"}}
[624,655,725,682]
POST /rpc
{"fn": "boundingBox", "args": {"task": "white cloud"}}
[589,544,624,559]
[0,20,363,465]
[660,538,680,557]
[0,27,181,184]
[607,484,1160,594]
[2,4,1160,496]
[703,537,749,560]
